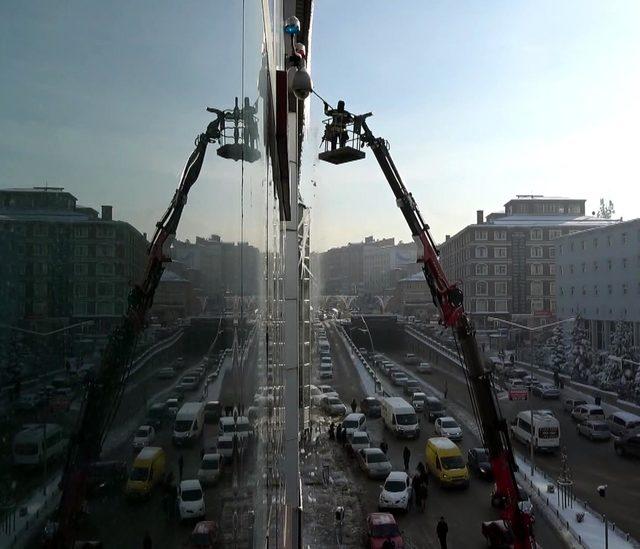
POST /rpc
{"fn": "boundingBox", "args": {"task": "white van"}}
[381,397,420,439]
[342,413,367,436]
[13,424,67,466]
[607,411,640,438]
[172,402,205,446]
[511,410,560,453]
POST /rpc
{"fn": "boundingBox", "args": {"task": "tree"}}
[549,324,567,373]
[570,315,592,379]
[595,198,615,219]
[602,321,635,389]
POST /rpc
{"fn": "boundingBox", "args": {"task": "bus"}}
[510,411,560,453]
[12,424,68,466]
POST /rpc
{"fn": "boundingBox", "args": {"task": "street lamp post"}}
[487,316,575,475]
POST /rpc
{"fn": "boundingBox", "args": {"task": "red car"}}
[364,512,404,549]
[189,521,219,548]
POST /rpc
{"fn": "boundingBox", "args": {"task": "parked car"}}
[321,396,347,416]
[347,430,371,454]
[614,432,640,458]
[356,448,392,479]
[364,512,404,549]
[178,375,199,392]
[467,447,492,479]
[577,420,611,441]
[132,425,156,451]
[188,521,219,548]
[411,392,427,413]
[417,362,433,374]
[571,404,605,423]
[434,416,463,441]
[563,398,587,414]
[156,367,176,379]
[404,353,419,365]
[378,471,412,512]
[178,480,206,521]
[425,396,446,422]
[166,398,180,416]
[360,397,382,418]
[343,413,367,436]
[532,383,560,399]
[197,453,222,485]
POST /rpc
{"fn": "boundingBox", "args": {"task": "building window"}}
[549,229,562,240]
[549,264,556,275]
[475,246,488,258]
[494,230,506,241]
[75,263,88,276]
[97,302,114,315]
[75,283,88,298]
[97,263,115,276]
[570,242,574,251]
[476,264,488,276]
[531,281,543,296]
[582,285,586,295]
[549,300,556,313]
[559,266,564,276]
[494,247,507,258]
[74,226,89,238]
[97,282,113,297]
[607,259,612,271]
[622,258,627,269]
[607,235,612,246]
[570,286,575,296]
[549,247,556,258]
[530,246,543,258]
[559,245,563,255]
[622,232,627,245]
[607,284,612,295]
[494,264,507,276]
[476,299,488,313]
[494,299,508,312]
[495,282,507,296]
[560,287,565,296]
[593,237,598,248]
[531,299,544,313]
[550,282,555,295]
[96,226,115,238]
[476,281,488,295]
[581,262,586,272]
[73,302,87,316]
[74,246,88,257]
[530,229,543,240]
[593,260,598,271]
[530,264,543,276]
[33,224,48,237]
[569,264,574,274]
[96,245,114,257]
[623,283,628,294]
[594,285,598,296]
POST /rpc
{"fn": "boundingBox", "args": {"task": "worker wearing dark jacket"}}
[437,516,448,548]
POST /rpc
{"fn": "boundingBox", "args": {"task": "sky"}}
[1,1,639,252]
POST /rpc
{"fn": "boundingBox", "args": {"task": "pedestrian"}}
[200,447,205,460]
[328,422,335,440]
[443,380,448,400]
[437,516,448,549]
[403,446,411,472]
[418,481,428,512]
[143,531,152,549]
[412,473,422,509]
[351,398,357,414]
[178,453,184,481]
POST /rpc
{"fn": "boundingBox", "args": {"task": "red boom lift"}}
[319,105,535,548]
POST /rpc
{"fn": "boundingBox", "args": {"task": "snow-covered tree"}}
[605,322,635,390]
[549,324,567,373]
[570,316,592,380]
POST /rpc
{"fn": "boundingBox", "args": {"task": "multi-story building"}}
[319,236,419,295]
[439,196,620,328]
[394,272,439,319]
[555,219,640,349]
[0,187,147,332]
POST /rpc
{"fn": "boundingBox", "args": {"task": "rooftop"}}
[489,215,620,227]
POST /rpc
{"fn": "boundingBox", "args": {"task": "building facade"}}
[439,196,620,328]
[555,218,640,349]
[0,187,147,332]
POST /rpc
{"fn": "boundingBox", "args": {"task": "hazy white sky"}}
[1,2,638,252]
[303,0,640,251]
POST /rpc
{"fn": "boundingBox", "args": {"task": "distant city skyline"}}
[2,1,639,252]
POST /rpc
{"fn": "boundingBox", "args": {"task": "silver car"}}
[577,420,611,441]
[356,448,392,479]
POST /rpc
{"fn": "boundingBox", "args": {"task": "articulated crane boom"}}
[319,107,535,548]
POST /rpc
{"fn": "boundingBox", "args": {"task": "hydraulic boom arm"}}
[51,113,223,548]
[356,114,535,548]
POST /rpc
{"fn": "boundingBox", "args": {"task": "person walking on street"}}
[443,380,448,400]
[412,473,422,509]
[178,453,184,481]
[143,531,152,549]
[403,446,411,472]
[351,398,357,414]
[328,422,335,440]
[437,516,449,549]
[418,480,428,512]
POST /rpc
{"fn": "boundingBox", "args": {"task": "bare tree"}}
[594,198,615,219]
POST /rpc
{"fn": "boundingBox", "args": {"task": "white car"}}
[177,479,205,521]
[321,396,347,416]
[571,404,605,423]
[417,362,433,374]
[434,416,463,441]
[347,430,371,453]
[132,425,155,450]
[356,448,392,479]
[197,453,222,485]
[378,471,412,511]
[390,371,409,386]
